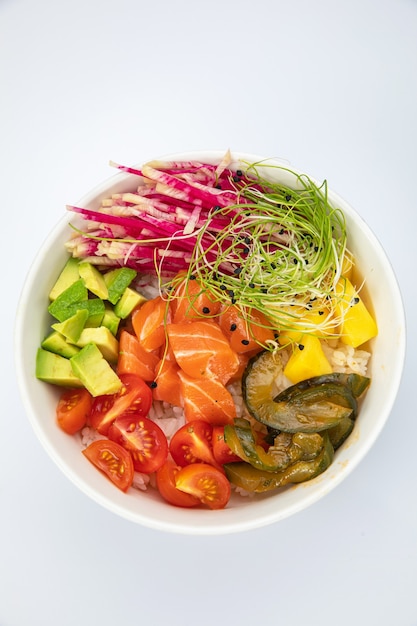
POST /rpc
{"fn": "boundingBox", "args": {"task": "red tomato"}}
[56,388,93,435]
[89,374,153,435]
[82,439,134,492]
[169,420,219,468]
[108,414,168,474]
[175,463,231,510]
[212,426,242,465]
[156,459,200,508]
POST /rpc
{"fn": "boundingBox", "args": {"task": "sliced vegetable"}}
[156,460,200,508]
[224,433,334,493]
[56,388,93,435]
[242,350,369,432]
[82,439,134,492]
[175,463,231,509]
[169,420,218,468]
[108,414,168,474]
[224,418,325,472]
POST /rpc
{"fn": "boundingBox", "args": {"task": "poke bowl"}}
[15,150,406,535]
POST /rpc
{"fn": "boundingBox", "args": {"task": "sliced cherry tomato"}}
[89,374,153,435]
[56,388,93,435]
[82,439,134,492]
[212,426,242,465]
[156,459,200,508]
[169,420,219,468]
[108,414,168,474]
[175,463,231,510]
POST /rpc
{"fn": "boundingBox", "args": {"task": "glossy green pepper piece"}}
[243,350,369,432]
[327,416,354,450]
[224,418,324,472]
[224,433,334,493]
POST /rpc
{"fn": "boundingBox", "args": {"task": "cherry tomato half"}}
[169,420,219,469]
[56,388,93,435]
[108,414,168,474]
[89,374,153,435]
[82,439,134,492]
[212,426,242,465]
[175,463,231,510]
[156,459,200,508]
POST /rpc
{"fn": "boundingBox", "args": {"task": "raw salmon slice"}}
[131,296,171,352]
[178,370,236,426]
[218,304,276,353]
[166,319,240,385]
[171,274,221,323]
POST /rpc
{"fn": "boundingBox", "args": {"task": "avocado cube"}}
[79,298,106,327]
[49,257,80,301]
[104,267,137,304]
[36,348,83,387]
[102,305,121,336]
[113,287,147,319]
[52,309,89,343]
[70,343,122,396]
[48,279,88,322]
[41,331,81,358]
[78,262,109,299]
[76,326,119,364]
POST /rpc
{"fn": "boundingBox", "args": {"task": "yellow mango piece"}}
[334,276,378,348]
[278,307,335,347]
[284,335,333,384]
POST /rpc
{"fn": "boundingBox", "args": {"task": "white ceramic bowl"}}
[15,151,406,535]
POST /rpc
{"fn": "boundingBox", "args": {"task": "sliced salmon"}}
[153,358,183,407]
[131,296,171,352]
[218,304,276,353]
[178,370,236,426]
[166,319,240,385]
[117,330,159,382]
[170,274,221,323]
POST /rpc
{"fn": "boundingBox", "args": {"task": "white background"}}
[2,0,416,624]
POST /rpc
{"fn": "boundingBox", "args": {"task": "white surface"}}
[2,0,416,624]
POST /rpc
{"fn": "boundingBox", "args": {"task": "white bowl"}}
[15,151,406,535]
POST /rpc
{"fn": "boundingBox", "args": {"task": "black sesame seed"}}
[189,274,196,280]
[299,344,305,351]
[213,205,222,212]
[230,323,237,331]
[233,267,242,275]
[150,381,158,388]
[314,246,319,252]
[249,282,255,289]
[233,175,240,182]
[228,290,235,298]
[241,339,250,345]
[351,296,360,306]
[293,258,298,264]
[220,284,227,290]
[261,287,268,293]
[271,263,276,269]
[243,247,249,255]
[318,310,324,316]
[285,194,292,202]
[215,183,222,189]
[236,169,243,177]
[202,307,210,314]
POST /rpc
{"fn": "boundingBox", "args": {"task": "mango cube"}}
[284,335,333,384]
[334,276,378,348]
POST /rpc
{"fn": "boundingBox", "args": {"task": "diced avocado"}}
[78,262,109,299]
[48,279,88,322]
[79,298,106,327]
[102,305,121,336]
[51,308,89,343]
[70,343,122,396]
[104,267,137,304]
[41,331,81,358]
[36,348,83,387]
[114,287,146,319]
[48,257,80,301]
[76,326,119,364]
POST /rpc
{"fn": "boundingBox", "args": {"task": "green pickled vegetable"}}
[224,418,324,472]
[224,433,334,493]
[243,350,370,432]
[327,416,354,450]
